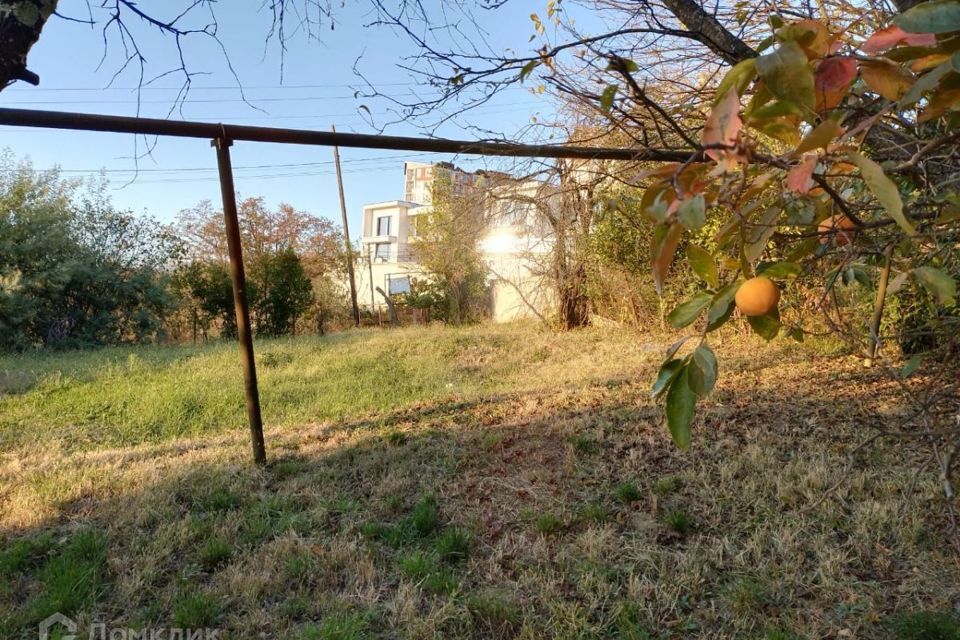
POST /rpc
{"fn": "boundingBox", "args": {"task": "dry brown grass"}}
[1,324,958,639]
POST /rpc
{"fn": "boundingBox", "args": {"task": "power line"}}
[2,82,491,93]
[0,103,544,128]
[0,94,438,106]
[2,152,435,174]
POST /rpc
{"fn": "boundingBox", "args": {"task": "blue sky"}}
[0,2,583,235]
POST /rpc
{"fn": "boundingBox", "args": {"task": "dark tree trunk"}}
[0,0,58,89]
[558,263,590,330]
[553,166,593,331]
[659,0,757,64]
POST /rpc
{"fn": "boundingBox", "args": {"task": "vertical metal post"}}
[331,126,361,327]
[213,135,267,465]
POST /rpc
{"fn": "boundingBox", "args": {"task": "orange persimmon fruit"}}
[735,277,781,317]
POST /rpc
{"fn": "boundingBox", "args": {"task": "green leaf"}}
[899,59,953,107]
[519,60,540,82]
[667,292,713,329]
[844,266,871,287]
[677,194,707,230]
[750,100,803,120]
[756,261,802,279]
[665,366,696,449]
[664,336,692,361]
[788,236,820,262]
[912,266,957,305]
[687,244,718,288]
[600,85,618,113]
[643,188,671,223]
[714,58,757,105]
[755,39,815,113]
[847,152,915,236]
[652,358,684,399]
[786,326,805,342]
[706,281,740,332]
[689,344,718,396]
[745,206,781,264]
[747,309,781,341]
[895,0,960,34]
[900,354,923,378]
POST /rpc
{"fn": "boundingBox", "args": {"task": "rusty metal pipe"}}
[213,136,267,466]
[0,107,689,162]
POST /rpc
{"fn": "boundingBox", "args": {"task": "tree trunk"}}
[558,262,590,330]
[0,1,59,89]
[659,0,757,65]
[375,286,399,325]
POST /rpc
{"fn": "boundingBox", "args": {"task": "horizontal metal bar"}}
[0,108,691,162]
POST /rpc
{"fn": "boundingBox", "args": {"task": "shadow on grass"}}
[1,368,958,639]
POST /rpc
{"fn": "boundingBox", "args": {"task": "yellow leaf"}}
[861,59,916,101]
[794,119,844,157]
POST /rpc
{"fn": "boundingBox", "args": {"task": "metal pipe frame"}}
[0,107,691,162]
[0,107,692,465]
[213,136,267,465]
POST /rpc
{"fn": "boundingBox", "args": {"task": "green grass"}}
[614,481,643,503]
[410,495,439,537]
[435,527,471,562]
[297,612,371,640]
[399,551,460,595]
[534,512,565,535]
[466,589,522,636]
[578,501,609,524]
[653,476,681,495]
[198,538,233,570]
[0,323,649,452]
[172,591,223,628]
[662,508,695,535]
[1,323,958,639]
[884,611,960,640]
[0,529,108,633]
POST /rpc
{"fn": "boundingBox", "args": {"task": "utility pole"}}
[368,243,377,312]
[332,125,361,327]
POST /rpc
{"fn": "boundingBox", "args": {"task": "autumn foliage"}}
[641,3,960,449]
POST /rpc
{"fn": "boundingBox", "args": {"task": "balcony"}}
[363,234,396,244]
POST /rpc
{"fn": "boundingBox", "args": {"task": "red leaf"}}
[814,57,858,111]
[787,154,817,194]
[653,223,684,296]
[862,25,937,55]
[702,88,742,164]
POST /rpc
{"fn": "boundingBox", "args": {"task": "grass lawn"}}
[1,323,958,639]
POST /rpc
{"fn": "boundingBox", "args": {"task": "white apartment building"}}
[355,199,426,304]
[403,161,478,204]
[354,162,558,322]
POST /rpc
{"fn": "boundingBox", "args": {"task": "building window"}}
[374,243,390,262]
[387,275,411,295]
[376,215,391,236]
